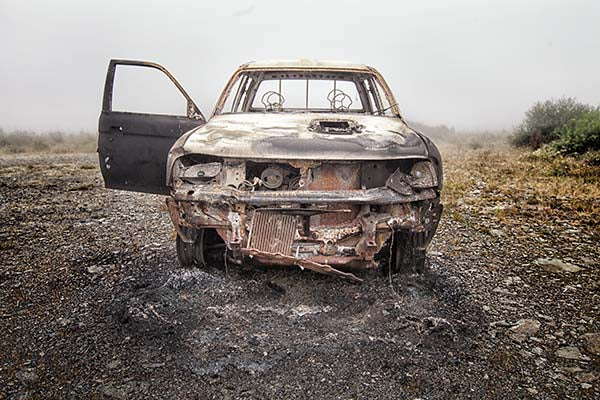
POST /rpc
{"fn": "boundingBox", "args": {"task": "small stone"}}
[87,265,103,274]
[16,368,39,383]
[581,383,593,390]
[534,258,582,273]
[510,319,541,335]
[532,347,544,356]
[509,319,541,342]
[504,276,522,286]
[554,373,568,382]
[107,359,121,369]
[493,287,514,295]
[526,388,538,395]
[534,357,546,366]
[582,333,600,356]
[99,383,126,399]
[577,372,599,383]
[555,346,590,360]
[537,314,554,322]
[562,366,584,374]
[490,320,513,328]
[489,229,504,237]
[519,349,533,358]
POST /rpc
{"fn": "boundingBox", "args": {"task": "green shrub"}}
[511,97,594,149]
[521,144,559,162]
[552,111,600,155]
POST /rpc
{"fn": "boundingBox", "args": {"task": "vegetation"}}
[0,128,95,154]
[551,110,600,156]
[511,97,594,149]
[441,139,600,236]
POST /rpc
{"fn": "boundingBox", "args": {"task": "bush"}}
[511,97,594,149]
[552,110,600,155]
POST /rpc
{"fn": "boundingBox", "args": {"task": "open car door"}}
[98,59,206,195]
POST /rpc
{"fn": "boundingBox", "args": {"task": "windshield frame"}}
[212,65,402,119]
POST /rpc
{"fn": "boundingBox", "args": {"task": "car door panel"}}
[98,59,205,195]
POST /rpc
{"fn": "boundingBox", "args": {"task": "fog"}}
[1,0,599,132]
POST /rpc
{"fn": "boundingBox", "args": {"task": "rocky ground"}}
[0,152,598,399]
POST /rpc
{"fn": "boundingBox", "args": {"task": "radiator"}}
[248,211,297,255]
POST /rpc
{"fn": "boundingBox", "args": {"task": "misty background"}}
[1,0,599,133]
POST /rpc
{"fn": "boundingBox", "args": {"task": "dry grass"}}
[0,129,96,154]
[441,135,600,235]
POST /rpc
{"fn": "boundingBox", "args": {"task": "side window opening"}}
[112,65,187,115]
[366,77,395,116]
[221,76,241,113]
[221,74,254,113]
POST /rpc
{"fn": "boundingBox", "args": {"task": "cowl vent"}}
[308,119,364,135]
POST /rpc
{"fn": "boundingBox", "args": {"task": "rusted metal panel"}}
[308,163,360,190]
[172,187,437,205]
[386,168,413,195]
[308,163,360,226]
[242,248,363,283]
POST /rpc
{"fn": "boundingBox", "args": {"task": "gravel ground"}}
[0,153,598,399]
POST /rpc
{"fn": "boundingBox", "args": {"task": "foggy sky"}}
[1,0,599,132]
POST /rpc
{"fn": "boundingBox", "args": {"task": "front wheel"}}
[176,228,202,268]
[386,231,428,274]
[175,227,224,268]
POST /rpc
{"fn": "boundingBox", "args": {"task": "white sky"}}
[1,0,599,132]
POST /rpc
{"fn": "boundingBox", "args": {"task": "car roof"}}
[241,59,373,72]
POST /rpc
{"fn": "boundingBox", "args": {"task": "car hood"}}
[182,113,428,160]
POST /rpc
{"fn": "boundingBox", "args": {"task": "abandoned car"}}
[98,59,443,282]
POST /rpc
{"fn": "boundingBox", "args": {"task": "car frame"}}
[98,59,443,283]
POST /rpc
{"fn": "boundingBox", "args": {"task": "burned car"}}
[98,59,443,282]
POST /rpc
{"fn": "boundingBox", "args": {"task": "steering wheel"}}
[261,91,285,111]
[327,89,353,112]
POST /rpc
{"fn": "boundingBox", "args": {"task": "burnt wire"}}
[386,221,401,298]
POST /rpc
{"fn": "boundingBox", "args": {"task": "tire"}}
[386,230,427,274]
[175,227,224,269]
[176,228,199,268]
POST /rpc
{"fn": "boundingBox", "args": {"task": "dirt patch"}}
[0,153,598,399]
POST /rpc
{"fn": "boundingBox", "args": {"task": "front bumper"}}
[166,185,442,280]
[173,186,437,205]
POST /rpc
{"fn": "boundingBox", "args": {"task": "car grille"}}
[248,211,297,255]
